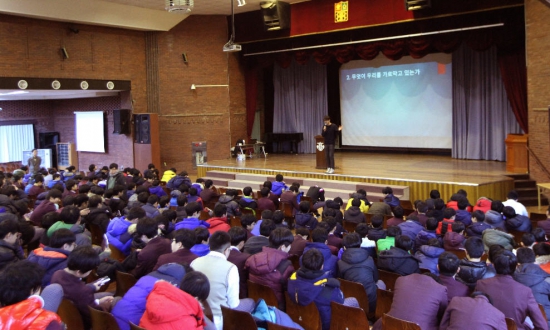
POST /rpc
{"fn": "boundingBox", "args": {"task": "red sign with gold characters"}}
[334,1,348,23]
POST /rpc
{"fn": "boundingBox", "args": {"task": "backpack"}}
[306,186,325,203]
[438,220,454,236]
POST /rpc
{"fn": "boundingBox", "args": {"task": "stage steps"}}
[506,174,548,207]
[202,170,410,203]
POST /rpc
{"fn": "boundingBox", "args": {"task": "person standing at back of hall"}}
[322,115,342,174]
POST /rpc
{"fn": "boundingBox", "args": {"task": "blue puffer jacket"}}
[301,242,337,278]
[414,229,439,251]
[295,212,318,230]
[271,181,288,196]
[414,245,445,275]
[505,215,532,233]
[112,263,186,330]
[455,210,472,226]
[27,247,70,287]
[148,185,167,198]
[287,269,344,330]
[106,216,133,256]
[174,218,210,231]
[190,243,210,257]
[398,220,424,241]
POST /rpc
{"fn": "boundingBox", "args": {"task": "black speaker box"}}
[260,1,290,31]
[134,114,152,144]
[113,109,131,135]
[39,132,60,148]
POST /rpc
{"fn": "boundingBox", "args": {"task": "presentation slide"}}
[340,53,452,149]
[74,111,105,153]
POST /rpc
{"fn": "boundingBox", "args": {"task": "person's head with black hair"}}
[112,184,125,197]
[243,186,253,197]
[49,228,76,251]
[52,184,66,193]
[491,200,504,213]
[88,164,96,173]
[272,210,285,225]
[171,229,196,252]
[47,189,62,203]
[355,223,369,238]
[147,163,155,170]
[342,233,361,249]
[204,180,213,189]
[263,181,272,190]
[275,174,283,182]
[438,252,460,277]
[88,195,102,209]
[457,198,469,211]
[391,206,404,219]
[79,184,91,195]
[33,175,44,185]
[137,191,150,204]
[333,197,343,208]
[534,242,550,257]
[0,219,20,245]
[299,201,311,214]
[194,227,210,245]
[160,209,177,223]
[41,212,61,230]
[269,227,293,251]
[180,271,210,302]
[214,204,227,218]
[521,233,536,248]
[75,194,89,208]
[0,261,45,307]
[472,210,485,223]
[127,206,146,223]
[434,199,445,210]
[451,221,465,234]
[185,202,202,218]
[387,226,402,238]
[502,206,516,220]
[158,196,170,209]
[430,190,441,199]
[351,198,361,208]
[62,195,76,208]
[371,214,384,228]
[228,226,247,250]
[66,245,100,277]
[301,248,324,271]
[59,205,81,225]
[443,208,456,220]
[288,185,299,193]
[533,228,547,243]
[101,166,109,172]
[463,236,484,259]
[261,209,273,221]
[260,187,270,198]
[104,189,114,199]
[147,195,159,207]
[425,217,438,231]
[295,228,310,240]
[382,187,393,195]
[322,207,338,219]
[137,217,159,241]
[208,231,231,255]
[427,238,441,247]
[507,190,519,201]
[493,250,517,275]
[189,187,197,196]
[259,219,276,237]
[322,217,337,233]
[311,227,328,243]
[488,244,505,264]
[395,235,413,252]
[517,247,536,264]
[65,179,78,192]
[177,195,188,207]
[3,186,17,200]
[240,214,256,231]
[226,189,239,198]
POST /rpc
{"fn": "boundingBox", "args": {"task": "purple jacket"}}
[440,295,507,329]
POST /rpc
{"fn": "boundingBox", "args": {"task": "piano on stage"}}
[265,132,304,154]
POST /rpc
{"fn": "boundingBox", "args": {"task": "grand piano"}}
[265,132,304,154]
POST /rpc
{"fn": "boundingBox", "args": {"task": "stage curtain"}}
[273,58,327,153]
[452,44,522,161]
[498,48,528,133]
[245,67,258,139]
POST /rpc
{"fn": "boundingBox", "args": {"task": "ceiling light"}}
[165,0,194,13]
[237,0,246,6]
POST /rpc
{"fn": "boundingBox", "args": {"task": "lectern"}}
[315,135,326,169]
[505,134,528,173]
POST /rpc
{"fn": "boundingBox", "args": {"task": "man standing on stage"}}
[322,115,342,174]
[27,148,41,176]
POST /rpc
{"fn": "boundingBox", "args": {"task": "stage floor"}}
[201,152,511,185]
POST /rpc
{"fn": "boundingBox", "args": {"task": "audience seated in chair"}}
[456,236,495,289]
[378,235,420,276]
[439,291,507,329]
[301,228,338,278]
[129,217,171,279]
[216,189,242,217]
[437,252,470,303]
[206,204,231,234]
[154,228,198,271]
[443,221,466,251]
[414,238,445,275]
[190,226,211,257]
[0,219,24,271]
[244,218,275,255]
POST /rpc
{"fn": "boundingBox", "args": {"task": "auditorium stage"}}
[197,152,515,203]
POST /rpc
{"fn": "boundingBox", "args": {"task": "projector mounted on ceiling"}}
[404,0,431,11]
[165,0,194,13]
[223,0,242,52]
[223,41,242,52]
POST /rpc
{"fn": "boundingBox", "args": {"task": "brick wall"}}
[526,0,550,182]
[0,14,247,175]
[155,16,247,173]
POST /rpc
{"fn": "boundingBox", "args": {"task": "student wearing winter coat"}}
[107,207,145,256]
[457,237,495,290]
[398,215,424,241]
[175,202,211,231]
[344,198,366,223]
[482,228,515,251]
[443,222,466,251]
[206,204,231,234]
[465,210,492,238]
[414,238,445,275]
[215,189,241,217]
[288,248,345,330]
[300,228,338,278]
[437,253,470,303]
[112,263,187,330]
[377,235,420,276]
[414,217,439,251]
[439,293,507,330]
[160,168,177,183]
[295,201,318,230]
[271,174,288,196]
[337,233,378,314]
[504,206,532,233]
[153,229,198,271]
[485,210,507,232]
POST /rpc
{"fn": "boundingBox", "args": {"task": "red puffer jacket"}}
[140,281,205,330]
[0,296,62,330]
[245,246,294,309]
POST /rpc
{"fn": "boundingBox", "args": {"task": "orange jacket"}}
[0,296,61,330]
